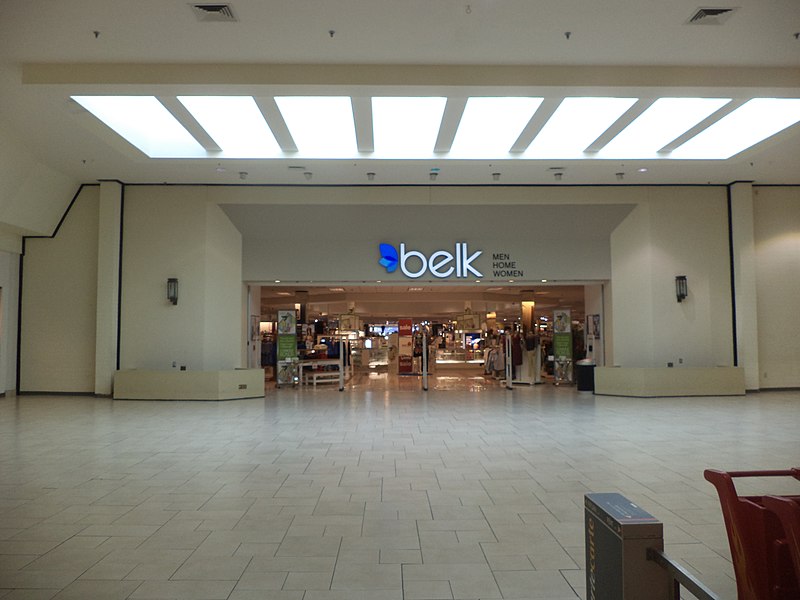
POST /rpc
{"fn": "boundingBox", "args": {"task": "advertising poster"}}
[276,309,298,386]
[398,319,413,373]
[553,309,572,384]
[553,309,571,333]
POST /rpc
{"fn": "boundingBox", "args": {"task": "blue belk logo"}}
[378,243,399,273]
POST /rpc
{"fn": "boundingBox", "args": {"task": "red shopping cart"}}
[704,468,800,600]
[762,495,800,591]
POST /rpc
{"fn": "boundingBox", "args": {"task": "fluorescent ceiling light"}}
[72,95,206,158]
[178,96,280,157]
[670,98,800,159]
[372,97,446,157]
[598,97,731,158]
[450,97,543,157]
[275,96,357,157]
[525,97,637,158]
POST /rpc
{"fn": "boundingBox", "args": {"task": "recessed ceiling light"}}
[275,96,357,157]
[598,97,730,158]
[670,98,800,159]
[372,97,446,157]
[178,96,281,157]
[274,280,281,283]
[525,97,637,158]
[329,287,345,292]
[276,291,292,296]
[450,97,543,157]
[71,96,206,158]
[408,287,424,291]
[541,279,548,282]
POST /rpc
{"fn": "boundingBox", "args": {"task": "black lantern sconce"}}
[167,278,179,305]
[675,275,688,303]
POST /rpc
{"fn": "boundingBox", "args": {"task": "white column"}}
[729,182,760,391]
[94,181,122,395]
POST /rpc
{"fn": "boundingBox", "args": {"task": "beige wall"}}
[119,186,243,371]
[611,187,733,368]
[0,251,19,394]
[753,186,800,389]
[20,185,99,392]
[0,121,77,238]
[20,182,796,394]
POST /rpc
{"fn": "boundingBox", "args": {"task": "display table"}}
[594,366,745,397]
[298,359,344,386]
[113,369,265,400]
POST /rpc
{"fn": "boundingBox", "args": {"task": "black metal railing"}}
[647,547,720,600]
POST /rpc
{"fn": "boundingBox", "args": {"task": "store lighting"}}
[450,97,543,157]
[166,278,179,305]
[372,97,446,157]
[177,96,281,157]
[670,98,800,159]
[525,97,637,158]
[72,96,206,158]
[676,275,688,302]
[598,98,730,158]
[275,96,357,157]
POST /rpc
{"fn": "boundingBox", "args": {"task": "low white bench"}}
[306,371,340,387]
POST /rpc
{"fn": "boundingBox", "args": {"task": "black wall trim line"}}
[726,184,738,367]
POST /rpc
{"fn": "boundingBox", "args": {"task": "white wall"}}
[120,186,243,371]
[753,185,800,388]
[20,185,99,392]
[611,187,733,368]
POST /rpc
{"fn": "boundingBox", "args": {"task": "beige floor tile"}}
[404,579,453,599]
[2,388,799,600]
[495,570,577,599]
[50,579,143,599]
[128,579,235,599]
[330,562,401,590]
[170,555,250,580]
[281,570,332,590]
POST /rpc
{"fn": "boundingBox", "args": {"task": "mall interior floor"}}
[0,386,797,599]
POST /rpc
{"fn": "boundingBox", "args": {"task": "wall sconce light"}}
[167,278,179,305]
[675,275,688,302]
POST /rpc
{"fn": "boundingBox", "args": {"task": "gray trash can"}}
[576,359,596,392]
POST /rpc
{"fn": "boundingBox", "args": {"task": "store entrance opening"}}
[254,283,603,392]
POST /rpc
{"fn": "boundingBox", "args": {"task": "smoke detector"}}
[191,4,237,22]
[686,7,739,25]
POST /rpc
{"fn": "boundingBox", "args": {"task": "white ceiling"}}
[1,0,799,186]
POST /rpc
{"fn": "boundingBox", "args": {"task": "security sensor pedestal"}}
[585,493,669,600]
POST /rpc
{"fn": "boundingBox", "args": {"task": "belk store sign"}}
[378,242,525,280]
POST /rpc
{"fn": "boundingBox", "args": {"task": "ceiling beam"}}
[156,96,222,152]
[351,97,374,153]
[434,98,467,154]
[254,97,298,153]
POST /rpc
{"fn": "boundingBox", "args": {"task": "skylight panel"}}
[72,96,206,158]
[275,97,357,157]
[177,96,280,158]
[598,98,731,159]
[525,97,638,158]
[449,97,543,157]
[372,97,447,158]
[670,98,800,159]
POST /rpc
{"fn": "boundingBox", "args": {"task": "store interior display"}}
[254,284,598,389]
